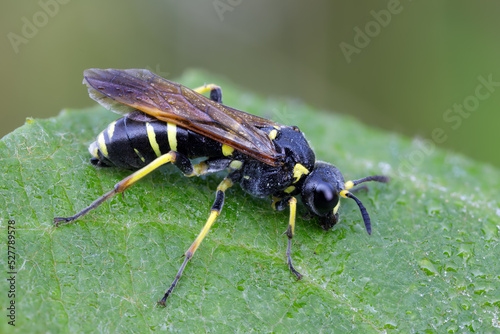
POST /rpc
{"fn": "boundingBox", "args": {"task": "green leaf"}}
[1,69,499,333]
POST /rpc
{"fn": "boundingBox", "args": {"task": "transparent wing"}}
[83,69,284,166]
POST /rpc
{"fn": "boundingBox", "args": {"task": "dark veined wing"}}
[83,69,284,166]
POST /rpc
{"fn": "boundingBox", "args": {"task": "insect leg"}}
[271,197,289,211]
[54,151,183,226]
[285,197,303,280]
[193,84,223,103]
[189,161,225,177]
[158,176,234,306]
[186,157,235,177]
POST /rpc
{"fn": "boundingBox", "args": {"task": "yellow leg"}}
[285,197,302,280]
[54,152,176,226]
[187,160,210,177]
[193,83,221,95]
[271,196,281,210]
[115,152,176,192]
[158,177,233,306]
[187,158,243,177]
[193,83,222,103]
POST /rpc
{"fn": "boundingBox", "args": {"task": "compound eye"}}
[314,182,339,216]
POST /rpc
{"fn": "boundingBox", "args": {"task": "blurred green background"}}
[2,0,500,168]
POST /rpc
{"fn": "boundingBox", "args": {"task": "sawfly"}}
[54,69,389,306]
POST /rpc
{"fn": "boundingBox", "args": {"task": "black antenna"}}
[351,175,389,187]
[344,192,372,235]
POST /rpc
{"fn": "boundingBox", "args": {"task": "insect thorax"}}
[237,126,316,198]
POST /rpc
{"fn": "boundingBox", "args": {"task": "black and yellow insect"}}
[54,69,389,306]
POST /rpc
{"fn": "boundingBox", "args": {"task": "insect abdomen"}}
[89,117,226,169]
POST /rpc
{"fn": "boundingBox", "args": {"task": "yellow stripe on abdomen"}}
[167,123,177,152]
[107,121,116,141]
[97,131,108,157]
[88,141,99,158]
[146,122,162,157]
